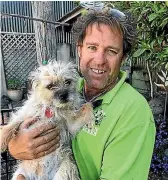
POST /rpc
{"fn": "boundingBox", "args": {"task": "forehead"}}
[84,23,123,46]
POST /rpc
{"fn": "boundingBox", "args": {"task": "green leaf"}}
[157,38,163,45]
[151,20,157,27]
[148,13,158,22]
[150,40,156,48]
[133,49,146,57]
[157,8,167,14]
[160,17,168,28]
[81,9,88,15]
[166,1,168,7]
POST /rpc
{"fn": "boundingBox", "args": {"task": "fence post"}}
[31,1,57,65]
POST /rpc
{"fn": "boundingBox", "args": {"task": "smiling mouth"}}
[91,68,106,74]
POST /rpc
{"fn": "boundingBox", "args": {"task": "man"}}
[8,8,156,180]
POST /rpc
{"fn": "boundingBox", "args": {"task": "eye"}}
[106,49,117,56]
[65,79,71,86]
[88,46,97,52]
[46,84,53,89]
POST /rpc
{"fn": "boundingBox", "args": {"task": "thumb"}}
[17,174,26,180]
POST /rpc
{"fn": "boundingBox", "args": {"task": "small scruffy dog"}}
[0,60,93,180]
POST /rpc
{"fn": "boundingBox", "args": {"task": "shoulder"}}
[108,83,155,135]
[111,82,155,125]
[117,82,150,109]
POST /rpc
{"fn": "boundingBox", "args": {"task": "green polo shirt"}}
[72,71,156,180]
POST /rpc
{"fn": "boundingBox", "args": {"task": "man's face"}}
[78,23,125,92]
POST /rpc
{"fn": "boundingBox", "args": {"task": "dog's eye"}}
[65,79,71,86]
[46,84,53,89]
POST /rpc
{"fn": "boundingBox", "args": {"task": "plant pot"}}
[7,89,23,102]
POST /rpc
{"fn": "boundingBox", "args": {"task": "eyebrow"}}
[85,42,120,51]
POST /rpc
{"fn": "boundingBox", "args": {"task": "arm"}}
[8,117,60,160]
[100,104,156,180]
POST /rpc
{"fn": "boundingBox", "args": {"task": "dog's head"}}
[29,60,80,108]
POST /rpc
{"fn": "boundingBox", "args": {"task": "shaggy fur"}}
[0,60,94,180]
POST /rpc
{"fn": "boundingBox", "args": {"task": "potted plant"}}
[7,79,23,101]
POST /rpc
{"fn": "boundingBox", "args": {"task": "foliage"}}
[7,79,22,90]
[74,1,80,6]
[107,1,168,70]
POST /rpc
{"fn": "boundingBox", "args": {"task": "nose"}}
[58,90,69,103]
[94,51,106,64]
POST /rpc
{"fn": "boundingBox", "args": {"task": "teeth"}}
[91,68,105,74]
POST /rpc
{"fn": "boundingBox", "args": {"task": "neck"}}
[84,77,119,102]
[84,86,101,101]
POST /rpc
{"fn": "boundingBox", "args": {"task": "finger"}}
[29,123,57,138]
[20,117,38,129]
[17,174,26,180]
[35,137,59,154]
[34,128,60,147]
[36,143,60,159]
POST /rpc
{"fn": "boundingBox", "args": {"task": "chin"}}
[87,81,107,90]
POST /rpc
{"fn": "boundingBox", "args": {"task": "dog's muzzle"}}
[55,90,69,103]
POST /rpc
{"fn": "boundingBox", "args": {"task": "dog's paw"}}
[80,103,94,128]
[80,102,93,113]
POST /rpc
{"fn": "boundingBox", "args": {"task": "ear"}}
[32,80,39,91]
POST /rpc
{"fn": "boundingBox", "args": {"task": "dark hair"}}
[72,8,137,55]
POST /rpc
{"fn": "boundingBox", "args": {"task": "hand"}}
[8,117,60,160]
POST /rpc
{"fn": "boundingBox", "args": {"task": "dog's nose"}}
[58,91,69,102]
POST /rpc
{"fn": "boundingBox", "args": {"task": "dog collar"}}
[45,107,54,118]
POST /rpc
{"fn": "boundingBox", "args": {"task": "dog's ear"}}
[32,80,39,91]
